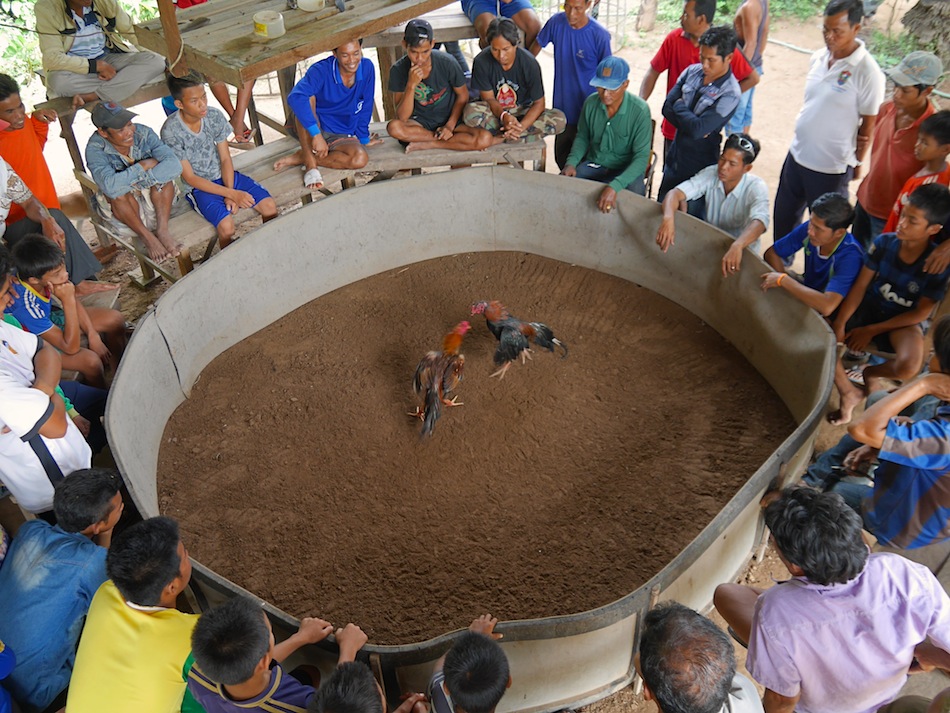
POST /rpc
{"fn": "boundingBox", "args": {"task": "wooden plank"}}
[363,10,475,48]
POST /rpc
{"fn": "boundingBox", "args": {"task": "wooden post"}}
[157,0,189,76]
[636,0,657,32]
[376,46,403,121]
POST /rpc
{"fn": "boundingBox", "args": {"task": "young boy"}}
[762,193,864,317]
[187,595,336,711]
[161,73,278,250]
[8,235,126,388]
[829,183,950,425]
[884,109,950,235]
[428,614,510,713]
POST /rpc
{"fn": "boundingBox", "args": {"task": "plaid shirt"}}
[863,232,950,321]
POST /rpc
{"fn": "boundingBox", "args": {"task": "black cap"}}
[404,18,433,45]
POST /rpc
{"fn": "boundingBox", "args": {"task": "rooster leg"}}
[521,348,534,364]
[490,362,512,379]
[442,395,464,407]
[407,407,425,420]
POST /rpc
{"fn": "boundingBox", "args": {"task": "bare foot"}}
[142,237,172,263]
[405,142,422,154]
[827,387,864,426]
[155,229,183,258]
[75,280,119,296]
[71,94,86,110]
[274,154,302,172]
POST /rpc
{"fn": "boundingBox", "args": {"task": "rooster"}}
[410,321,471,437]
[470,300,568,378]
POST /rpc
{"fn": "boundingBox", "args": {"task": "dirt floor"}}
[158,251,795,644]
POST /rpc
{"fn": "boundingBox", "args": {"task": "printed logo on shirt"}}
[576,49,586,59]
[2,340,17,355]
[494,81,519,109]
[413,83,449,107]
[355,100,364,114]
[837,70,852,86]
[879,282,913,307]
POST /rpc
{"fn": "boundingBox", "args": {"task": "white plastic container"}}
[297,0,322,12]
[253,10,286,39]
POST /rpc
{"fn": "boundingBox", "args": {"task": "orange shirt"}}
[883,165,950,233]
[0,117,60,225]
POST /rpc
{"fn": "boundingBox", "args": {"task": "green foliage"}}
[655,0,824,27]
[866,27,933,69]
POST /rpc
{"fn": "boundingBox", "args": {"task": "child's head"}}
[10,234,67,288]
[167,71,209,119]
[932,315,950,374]
[106,516,192,607]
[915,110,950,163]
[899,183,950,243]
[0,74,24,131]
[807,193,854,247]
[53,468,123,535]
[0,244,14,313]
[192,597,273,685]
[443,632,510,713]
[308,661,384,713]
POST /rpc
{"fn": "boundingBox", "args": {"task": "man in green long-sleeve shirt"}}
[562,56,653,213]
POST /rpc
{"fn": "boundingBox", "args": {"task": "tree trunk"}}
[637,0,658,32]
[902,0,950,60]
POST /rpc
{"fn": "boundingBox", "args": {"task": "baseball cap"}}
[590,56,630,90]
[404,18,433,45]
[91,102,137,130]
[886,51,943,87]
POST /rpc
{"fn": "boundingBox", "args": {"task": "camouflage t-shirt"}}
[160,107,230,184]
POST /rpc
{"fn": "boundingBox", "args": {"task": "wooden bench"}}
[81,121,546,286]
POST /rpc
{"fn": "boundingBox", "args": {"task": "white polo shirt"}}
[677,165,771,254]
[0,321,91,513]
[789,40,885,174]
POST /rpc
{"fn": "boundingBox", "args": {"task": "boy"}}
[829,183,950,425]
[187,595,338,711]
[161,73,278,250]
[387,19,499,154]
[428,614,509,713]
[884,110,950,234]
[309,661,426,713]
[0,469,122,711]
[762,192,864,316]
[8,235,125,388]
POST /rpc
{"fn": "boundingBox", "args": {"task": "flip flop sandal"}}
[844,349,870,364]
[846,364,867,387]
[304,167,324,189]
[227,137,255,150]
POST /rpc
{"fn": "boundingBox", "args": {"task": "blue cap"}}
[590,57,629,90]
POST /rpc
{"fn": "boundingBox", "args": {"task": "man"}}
[726,0,768,135]
[639,0,758,157]
[67,516,200,712]
[657,25,741,207]
[35,0,166,110]
[386,19,499,154]
[277,40,383,190]
[656,132,769,276]
[637,602,763,713]
[461,0,542,50]
[853,51,942,248]
[85,101,184,263]
[0,74,103,289]
[0,246,91,516]
[772,0,885,241]
[715,486,950,713]
[530,0,612,169]
[0,469,122,712]
[561,57,652,212]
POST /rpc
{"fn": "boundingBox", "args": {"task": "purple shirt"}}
[188,661,314,713]
[747,552,950,713]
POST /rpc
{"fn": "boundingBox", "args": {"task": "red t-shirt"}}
[649,28,754,141]
[0,117,60,225]
[883,165,950,234]
[856,100,935,219]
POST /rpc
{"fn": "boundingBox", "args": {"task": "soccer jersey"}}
[188,661,315,713]
[771,223,864,296]
[883,166,950,234]
[7,278,53,335]
[862,232,950,321]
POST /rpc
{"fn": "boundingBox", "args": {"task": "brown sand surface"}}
[158,251,795,645]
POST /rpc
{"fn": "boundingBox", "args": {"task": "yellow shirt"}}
[66,580,198,713]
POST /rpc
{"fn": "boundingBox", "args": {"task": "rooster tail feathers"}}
[421,387,442,438]
[529,322,569,358]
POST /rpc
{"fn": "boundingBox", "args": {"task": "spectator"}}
[427,615,509,713]
[0,469,122,712]
[656,132,769,277]
[85,101,183,263]
[35,0,166,110]
[657,25,741,210]
[762,192,863,316]
[637,601,762,713]
[772,0,885,241]
[854,51,943,248]
[529,0,612,168]
[715,486,950,713]
[727,0,768,135]
[561,57,653,211]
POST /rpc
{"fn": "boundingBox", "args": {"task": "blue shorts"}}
[189,172,271,227]
[461,0,534,22]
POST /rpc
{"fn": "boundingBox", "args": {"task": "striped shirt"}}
[187,661,314,713]
[864,405,950,549]
[676,165,771,253]
[68,7,106,60]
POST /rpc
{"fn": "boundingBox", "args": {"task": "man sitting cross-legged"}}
[85,101,183,262]
[387,19,500,154]
[276,40,383,190]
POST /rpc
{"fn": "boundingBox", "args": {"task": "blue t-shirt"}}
[864,405,950,549]
[535,13,612,125]
[771,222,864,296]
[188,660,315,713]
[286,56,376,143]
[6,279,53,336]
[862,232,950,321]
[0,521,107,710]
[0,641,14,713]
